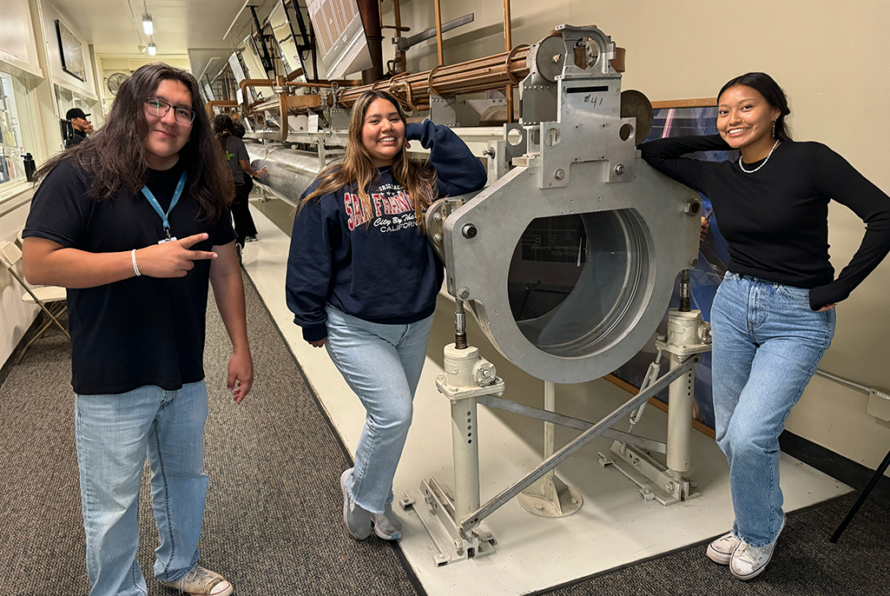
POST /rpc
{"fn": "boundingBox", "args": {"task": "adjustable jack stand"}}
[598,294,712,505]
[401,300,502,566]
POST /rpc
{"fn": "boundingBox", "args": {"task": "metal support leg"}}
[403,338,502,566]
[518,381,583,517]
[601,308,710,505]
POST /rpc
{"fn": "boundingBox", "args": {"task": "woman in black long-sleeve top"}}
[641,72,890,581]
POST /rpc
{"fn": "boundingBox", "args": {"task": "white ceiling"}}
[50,0,278,77]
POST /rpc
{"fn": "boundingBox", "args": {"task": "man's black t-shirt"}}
[23,160,236,395]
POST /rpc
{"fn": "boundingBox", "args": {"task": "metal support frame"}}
[517,381,583,517]
[408,322,701,564]
[598,308,711,505]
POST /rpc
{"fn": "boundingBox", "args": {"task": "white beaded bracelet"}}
[131,249,141,277]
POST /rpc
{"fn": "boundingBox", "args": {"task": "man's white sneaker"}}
[730,539,777,580]
[706,532,741,565]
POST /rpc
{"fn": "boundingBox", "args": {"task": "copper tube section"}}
[434,0,444,66]
[393,0,406,72]
[504,0,514,123]
[205,100,238,120]
[337,46,530,110]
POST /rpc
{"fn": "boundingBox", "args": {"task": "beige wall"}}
[385,0,890,473]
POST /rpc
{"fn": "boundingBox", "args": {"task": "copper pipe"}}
[504,0,514,123]
[284,80,364,88]
[394,0,406,72]
[358,0,384,84]
[205,100,238,120]
[337,46,530,109]
[434,0,444,66]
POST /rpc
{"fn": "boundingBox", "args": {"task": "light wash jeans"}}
[711,272,835,547]
[75,381,210,596]
[324,305,435,514]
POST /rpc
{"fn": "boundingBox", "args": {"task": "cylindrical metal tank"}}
[245,141,322,202]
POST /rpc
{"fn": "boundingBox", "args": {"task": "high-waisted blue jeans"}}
[711,272,835,547]
[324,305,435,514]
[75,381,209,596]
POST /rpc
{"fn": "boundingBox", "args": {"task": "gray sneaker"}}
[340,468,371,540]
[157,566,233,596]
[706,531,741,565]
[371,502,402,541]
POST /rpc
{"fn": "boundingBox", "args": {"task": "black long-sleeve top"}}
[640,135,890,310]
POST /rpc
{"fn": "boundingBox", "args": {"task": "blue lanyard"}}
[141,171,187,240]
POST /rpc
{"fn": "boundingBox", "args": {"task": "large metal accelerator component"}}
[428,25,701,383]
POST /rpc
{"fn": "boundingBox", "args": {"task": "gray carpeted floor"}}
[1,272,887,596]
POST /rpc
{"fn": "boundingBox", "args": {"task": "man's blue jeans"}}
[324,305,435,514]
[75,381,210,596]
[711,272,835,547]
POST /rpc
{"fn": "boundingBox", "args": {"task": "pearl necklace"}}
[739,139,780,174]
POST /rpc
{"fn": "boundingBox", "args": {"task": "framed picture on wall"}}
[55,20,86,82]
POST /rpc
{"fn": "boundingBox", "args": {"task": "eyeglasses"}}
[143,98,196,124]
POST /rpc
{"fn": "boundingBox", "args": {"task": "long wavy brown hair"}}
[35,63,233,221]
[300,90,437,231]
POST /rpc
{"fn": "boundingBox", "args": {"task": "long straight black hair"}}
[718,72,792,142]
[36,63,234,221]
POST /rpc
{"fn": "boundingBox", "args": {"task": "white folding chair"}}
[0,240,69,364]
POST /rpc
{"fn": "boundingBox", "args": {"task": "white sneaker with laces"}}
[730,539,777,580]
[706,531,741,565]
[730,516,785,580]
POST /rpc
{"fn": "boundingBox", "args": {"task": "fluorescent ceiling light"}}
[148,43,157,56]
[142,14,153,35]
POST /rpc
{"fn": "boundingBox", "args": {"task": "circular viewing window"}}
[507,210,645,357]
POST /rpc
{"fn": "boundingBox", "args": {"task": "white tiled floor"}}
[243,205,850,596]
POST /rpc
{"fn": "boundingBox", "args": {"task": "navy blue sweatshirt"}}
[286,120,487,341]
[640,135,890,310]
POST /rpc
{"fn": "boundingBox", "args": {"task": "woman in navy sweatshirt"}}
[641,73,890,581]
[286,90,487,541]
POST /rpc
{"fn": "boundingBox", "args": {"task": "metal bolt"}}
[614,164,625,176]
[433,212,442,222]
[482,147,496,158]
[684,198,702,215]
[689,258,699,267]
[666,482,675,491]
[462,224,478,238]
[433,233,442,243]
[454,539,464,555]
[458,287,470,300]
[552,54,561,64]
[554,169,565,180]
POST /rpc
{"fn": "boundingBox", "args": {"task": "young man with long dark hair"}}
[22,63,252,596]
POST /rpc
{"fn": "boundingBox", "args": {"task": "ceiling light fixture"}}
[142,14,153,35]
[148,42,157,56]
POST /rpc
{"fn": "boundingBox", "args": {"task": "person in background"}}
[232,121,254,199]
[65,108,93,148]
[214,115,265,253]
[286,90,487,542]
[23,63,252,596]
[640,72,890,581]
